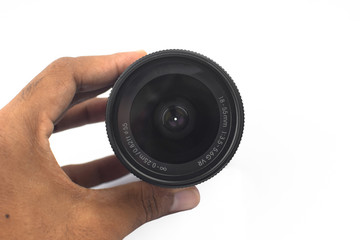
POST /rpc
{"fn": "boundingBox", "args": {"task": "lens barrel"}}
[106,50,244,187]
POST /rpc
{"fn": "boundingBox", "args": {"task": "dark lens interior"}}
[163,106,189,131]
[130,74,220,164]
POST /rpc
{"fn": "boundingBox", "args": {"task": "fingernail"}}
[170,188,200,213]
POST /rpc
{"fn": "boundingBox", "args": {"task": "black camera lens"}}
[106,50,244,187]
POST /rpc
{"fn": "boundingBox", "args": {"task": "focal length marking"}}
[198,96,230,167]
[219,96,228,128]
[122,123,168,172]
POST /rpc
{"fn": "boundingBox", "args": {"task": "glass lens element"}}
[130,74,219,164]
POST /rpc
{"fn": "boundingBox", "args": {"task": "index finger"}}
[10,51,146,137]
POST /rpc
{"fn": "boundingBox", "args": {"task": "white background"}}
[1,0,360,239]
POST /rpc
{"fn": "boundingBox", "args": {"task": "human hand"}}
[0,51,200,240]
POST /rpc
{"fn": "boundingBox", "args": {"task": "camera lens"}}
[106,50,244,187]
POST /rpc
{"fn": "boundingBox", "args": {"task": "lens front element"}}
[130,74,219,165]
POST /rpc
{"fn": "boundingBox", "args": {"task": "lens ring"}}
[106,49,244,187]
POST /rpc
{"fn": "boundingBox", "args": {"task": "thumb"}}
[93,181,200,237]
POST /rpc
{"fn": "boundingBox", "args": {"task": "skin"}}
[0,51,200,240]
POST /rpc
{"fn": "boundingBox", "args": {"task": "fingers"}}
[62,155,129,188]
[54,98,107,133]
[92,182,200,237]
[12,51,146,138]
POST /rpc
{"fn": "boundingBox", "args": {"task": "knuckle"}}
[44,57,76,88]
[138,183,162,223]
[53,56,74,65]
[49,57,75,71]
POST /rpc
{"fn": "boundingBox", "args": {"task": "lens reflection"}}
[163,106,189,131]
